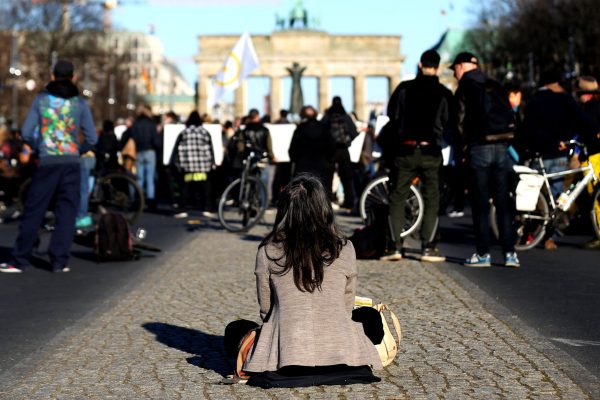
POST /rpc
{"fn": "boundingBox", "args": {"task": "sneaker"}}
[379,250,403,261]
[504,252,520,268]
[448,210,465,218]
[52,266,70,273]
[544,238,558,250]
[582,239,600,250]
[421,248,446,262]
[464,253,491,268]
[174,212,189,219]
[202,211,216,218]
[75,215,93,229]
[0,263,24,273]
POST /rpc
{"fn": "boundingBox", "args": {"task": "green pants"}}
[388,149,442,250]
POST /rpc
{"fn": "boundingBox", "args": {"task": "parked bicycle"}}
[17,168,145,225]
[490,140,600,250]
[358,171,424,239]
[218,144,268,232]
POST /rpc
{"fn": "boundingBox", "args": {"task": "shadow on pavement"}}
[142,322,231,377]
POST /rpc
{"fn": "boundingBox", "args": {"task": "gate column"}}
[353,75,366,121]
[318,75,329,114]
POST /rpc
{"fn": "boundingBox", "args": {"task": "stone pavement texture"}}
[0,216,595,399]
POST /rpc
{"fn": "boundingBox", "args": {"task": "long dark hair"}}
[260,174,347,293]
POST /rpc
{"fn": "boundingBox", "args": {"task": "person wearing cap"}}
[521,68,599,250]
[0,60,97,273]
[451,51,520,268]
[379,49,453,262]
[574,76,600,250]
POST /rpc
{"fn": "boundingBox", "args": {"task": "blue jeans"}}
[541,156,568,200]
[11,163,80,269]
[468,143,515,255]
[136,150,156,200]
[78,156,96,219]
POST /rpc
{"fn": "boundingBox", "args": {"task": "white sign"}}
[265,123,295,163]
[374,115,390,137]
[114,124,127,141]
[162,123,224,166]
[348,132,366,163]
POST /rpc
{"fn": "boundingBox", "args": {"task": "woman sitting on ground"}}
[241,174,382,386]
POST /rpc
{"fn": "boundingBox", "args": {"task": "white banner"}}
[265,123,295,163]
[349,132,366,163]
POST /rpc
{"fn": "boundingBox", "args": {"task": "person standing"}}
[322,96,358,210]
[240,109,275,204]
[521,69,599,250]
[452,52,519,268]
[288,105,336,196]
[0,60,97,273]
[122,104,158,210]
[573,76,600,250]
[172,111,215,213]
[379,50,453,262]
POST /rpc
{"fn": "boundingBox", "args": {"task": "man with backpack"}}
[0,60,97,273]
[379,50,454,262]
[452,52,519,268]
[322,96,358,211]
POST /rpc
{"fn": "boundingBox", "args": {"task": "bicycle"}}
[490,140,600,250]
[358,172,424,239]
[218,145,268,232]
[17,169,145,225]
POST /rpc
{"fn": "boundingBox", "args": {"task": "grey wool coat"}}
[243,241,383,372]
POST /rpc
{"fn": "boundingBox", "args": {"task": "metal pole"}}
[10,32,20,130]
[108,73,115,120]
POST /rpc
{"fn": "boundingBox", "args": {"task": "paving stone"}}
[0,216,593,399]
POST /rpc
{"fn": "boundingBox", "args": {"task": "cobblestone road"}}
[0,216,595,399]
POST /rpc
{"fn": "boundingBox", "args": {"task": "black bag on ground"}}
[481,79,517,140]
[350,203,391,259]
[95,212,135,262]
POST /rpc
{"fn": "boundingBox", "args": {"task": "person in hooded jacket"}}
[321,97,358,210]
[0,60,97,273]
[288,105,336,197]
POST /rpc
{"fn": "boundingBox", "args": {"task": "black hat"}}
[420,50,441,68]
[539,68,562,86]
[449,52,479,70]
[53,60,74,79]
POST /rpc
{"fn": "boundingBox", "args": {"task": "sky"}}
[112,0,477,115]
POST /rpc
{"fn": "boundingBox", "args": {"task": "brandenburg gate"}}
[195,30,404,121]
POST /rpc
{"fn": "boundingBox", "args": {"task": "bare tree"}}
[466,0,600,85]
[0,0,133,126]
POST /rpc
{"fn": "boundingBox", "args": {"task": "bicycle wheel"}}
[91,173,144,224]
[218,176,267,232]
[359,175,424,239]
[490,192,549,251]
[591,186,600,240]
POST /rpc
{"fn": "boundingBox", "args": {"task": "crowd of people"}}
[1,51,600,274]
[0,50,600,388]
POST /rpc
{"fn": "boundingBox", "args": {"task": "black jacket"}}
[242,122,273,160]
[454,69,489,147]
[122,115,158,152]
[387,74,453,148]
[289,118,335,178]
[581,99,600,155]
[521,89,596,158]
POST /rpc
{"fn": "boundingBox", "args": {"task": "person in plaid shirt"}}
[173,111,215,213]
